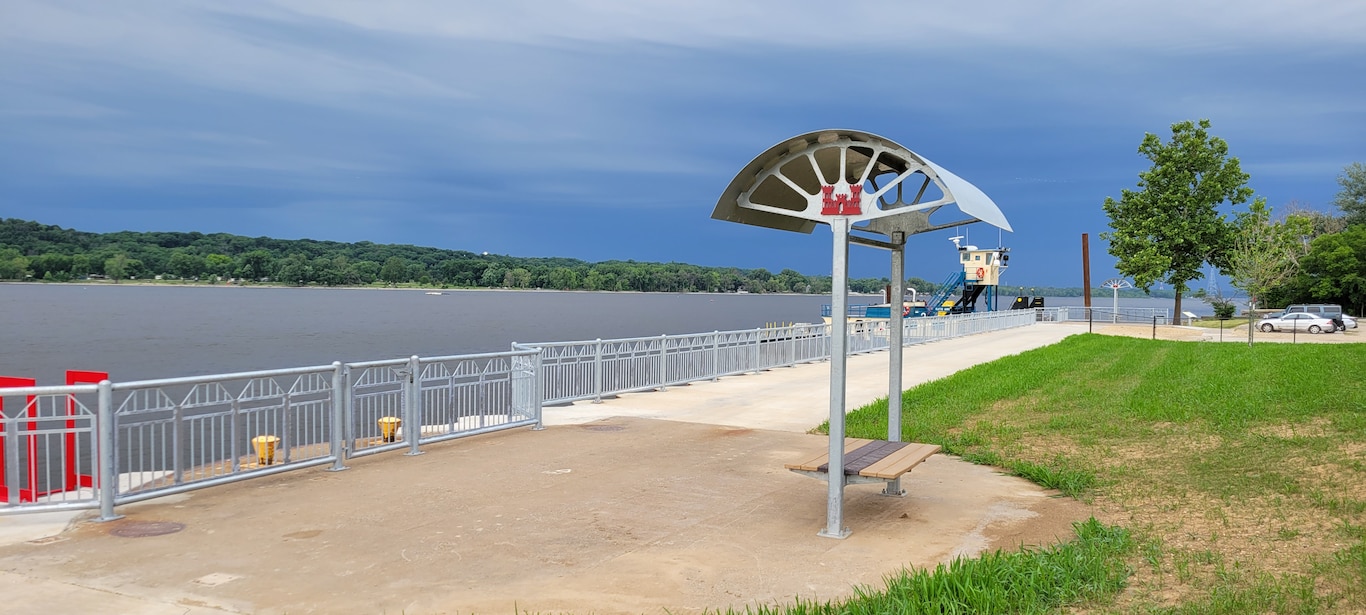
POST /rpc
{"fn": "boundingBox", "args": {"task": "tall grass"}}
[726,519,1133,615]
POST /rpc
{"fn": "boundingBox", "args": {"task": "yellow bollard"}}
[378,416,402,442]
[250,435,280,466]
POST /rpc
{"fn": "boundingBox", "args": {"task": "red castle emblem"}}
[820,185,863,216]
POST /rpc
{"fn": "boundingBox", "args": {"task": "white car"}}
[1342,314,1358,329]
[1258,312,1337,333]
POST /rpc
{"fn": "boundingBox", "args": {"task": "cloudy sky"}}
[3,1,1364,286]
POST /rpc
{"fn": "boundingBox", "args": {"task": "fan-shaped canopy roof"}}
[712,129,1011,239]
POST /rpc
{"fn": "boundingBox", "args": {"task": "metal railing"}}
[517,309,1036,405]
[1036,306,1175,324]
[3,309,1036,517]
[1,349,541,516]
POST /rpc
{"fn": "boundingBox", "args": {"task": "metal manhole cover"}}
[582,425,625,432]
[110,521,186,538]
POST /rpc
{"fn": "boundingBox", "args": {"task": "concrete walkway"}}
[0,323,1090,615]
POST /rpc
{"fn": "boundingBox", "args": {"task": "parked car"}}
[1343,314,1358,329]
[1258,312,1337,333]
[1283,304,1346,331]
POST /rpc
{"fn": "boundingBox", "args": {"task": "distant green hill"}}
[0,218,890,293]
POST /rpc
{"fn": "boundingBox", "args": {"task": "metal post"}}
[884,238,906,497]
[711,331,720,381]
[96,380,122,521]
[822,218,851,539]
[531,350,545,430]
[657,334,668,391]
[404,356,423,456]
[752,328,762,373]
[328,362,347,471]
[1152,316,1157,340]
[593,339,603,403]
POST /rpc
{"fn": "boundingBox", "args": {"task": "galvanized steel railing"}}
[0,349,541,517]
[516,309,1036,405]
[1036,306,1174,324]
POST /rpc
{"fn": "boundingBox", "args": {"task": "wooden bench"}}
[785,438,941,485]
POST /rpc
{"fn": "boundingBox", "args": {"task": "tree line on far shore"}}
[0,218,942,295]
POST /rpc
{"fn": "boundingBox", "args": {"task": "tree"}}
[0,248,29,280]
[204,253,234,278]
[1101,119,1253,317]
[503,267,532,288]
[1227,200,1312,344]
[168,252,205,280]
[1334,162,1366,225]
[239,250,274,281]
[104,254,129,283]
[379,257,408,286]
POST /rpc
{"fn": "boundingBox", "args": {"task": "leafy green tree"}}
[1334,162,1366,225]
[1269,225,1366,315]
[1101,119,1253,317]
[168,251,205,280]
[379,257,408,286]
[239,250,273,281]
[0,248,28,279]
[503,267,532,288]
[104,254,129,283]
[276,253,314,286]
[1227,200,1312,344]
[71,254,91,279]
[547,267,579,290]
[481,265,508,287]
[204,254,234,278]
[1227,200,1311,309]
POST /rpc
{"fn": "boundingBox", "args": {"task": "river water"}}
[0,284,836,384]
[0,283,1218,385]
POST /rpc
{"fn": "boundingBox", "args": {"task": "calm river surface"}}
[0,284,1210,385]
[1,284,836,384]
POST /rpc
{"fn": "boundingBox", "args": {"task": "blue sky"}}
[2,1,1364,287]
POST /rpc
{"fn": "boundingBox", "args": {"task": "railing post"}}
[531,350,545,430]
[593,339,604,403]
[752,328,762,374]
[96,380,122,521]
[657,334,668,391]
[711,331,720,381]
[404,355,422,456]
[329,362,347,471]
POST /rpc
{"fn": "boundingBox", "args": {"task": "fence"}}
[516,309,1036,405]
[1036,306,1175,324]
[3,308,1036,517]
[1,349,541,517]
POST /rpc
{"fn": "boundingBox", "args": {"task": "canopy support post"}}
[820,218,851,539]
[884,233,906,497]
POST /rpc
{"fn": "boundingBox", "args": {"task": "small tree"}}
[104,254,129,283]
[1334,162,1366,226]
[1102,119,1253,318]
[1227,200,1312,344]
[379,257,408,286]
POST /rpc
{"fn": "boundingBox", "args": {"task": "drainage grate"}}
[110,521,186,538]
[582,424,625,432]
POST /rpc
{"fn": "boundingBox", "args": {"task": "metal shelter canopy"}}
[711,129,1012,539]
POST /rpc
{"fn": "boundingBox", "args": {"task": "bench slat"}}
[784,438,874,472]
[858,443,941,479]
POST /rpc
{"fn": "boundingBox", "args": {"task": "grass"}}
[781,334,1366,614]
[723,518,1134,615]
